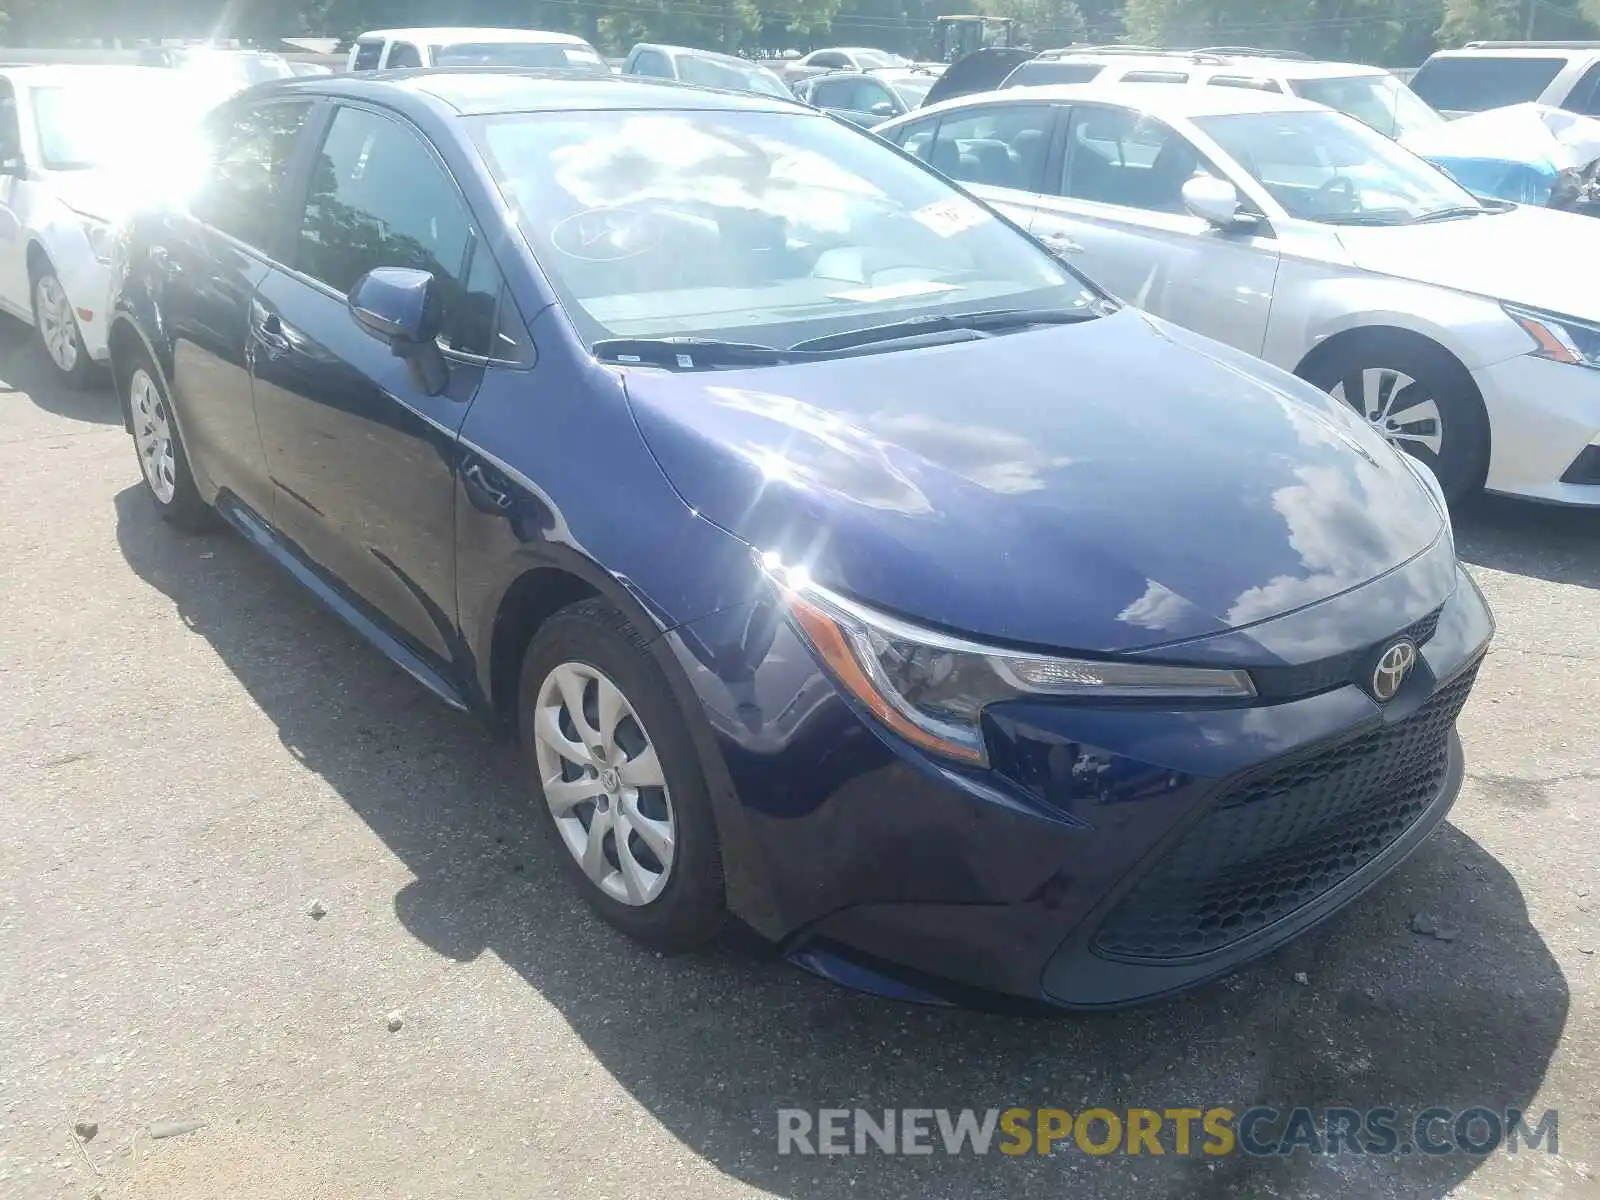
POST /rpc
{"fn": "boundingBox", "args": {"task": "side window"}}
[352,41,384,71]
[926,104,1055,191]
[1060,105,1219,214]
[445,239,508,358]
[632,50,674,78]
[1209,75,1282,92]
[1119,70,1189,84]
[191,100,314,253]
[385,42,423,69]
[887,117,937,161]
[296,105,472,329]
[1564,61,1600,115]
[813,78,894,112]
[0,82,21,169]
[809,52,847,69]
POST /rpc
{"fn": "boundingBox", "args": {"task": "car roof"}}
[264,69,809,116]
[0,63,187,86]
[638,44,760,66]
[357,27,590,46]
[1035,50,1386,80]
[913,80,1326,121]
[1423,44,1600,59]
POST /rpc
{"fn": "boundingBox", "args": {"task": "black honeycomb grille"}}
[1251,606,1444,701]
[1093,664,1478,962]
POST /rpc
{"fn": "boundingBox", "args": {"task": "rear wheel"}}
[33,270,92,389]
[518,599,725,950]
[127,357,211,531]
[1303,332,1490,504]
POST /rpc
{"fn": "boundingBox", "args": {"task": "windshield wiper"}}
[788,306,1100,353]
[1316,213,1409,226]
[592,337,804,369]
[1411,205,1488,223]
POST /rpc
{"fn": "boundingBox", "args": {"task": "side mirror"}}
[348,266,449,395]
[1182,175,1259,230]
[871,100,897,117]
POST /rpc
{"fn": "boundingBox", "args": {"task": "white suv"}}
[1001,47,1442,139]
[1409,41,1600,119]
[347,27,607,73]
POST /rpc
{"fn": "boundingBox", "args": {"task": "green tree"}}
[1436,0,1522,43]
[980,0,1087,46]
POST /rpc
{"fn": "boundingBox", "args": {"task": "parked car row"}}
[94,68,1506,1014]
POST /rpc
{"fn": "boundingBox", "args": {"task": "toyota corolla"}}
[109,71,1493,1008]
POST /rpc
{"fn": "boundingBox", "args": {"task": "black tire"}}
[1302,331,1490,504]
[517,598,726,950]
[124,352,213,532]
[32,268,94,390]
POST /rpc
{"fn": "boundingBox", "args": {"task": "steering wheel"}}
[1314,174,1360,214]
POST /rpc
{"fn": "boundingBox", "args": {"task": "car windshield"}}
[475,108,1098,347]
[1195,109,1481,225]
[434,41,606,70]
[1289,73,1441,139]
[677,55,792,97]
[31,77,210,170]
[1407,55,1567,113]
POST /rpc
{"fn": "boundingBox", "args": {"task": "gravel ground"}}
[0,320,1596,1200]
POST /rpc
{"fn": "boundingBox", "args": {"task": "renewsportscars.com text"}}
[777,1106,1559,1158]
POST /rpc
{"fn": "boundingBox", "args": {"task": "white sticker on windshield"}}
[910,197,991,238]
[829,280,961,303]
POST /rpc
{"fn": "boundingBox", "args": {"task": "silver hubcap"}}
[533,661,675,907]
[1331,367,1444,458]
[35,274,79,373]
[130,368,177,504]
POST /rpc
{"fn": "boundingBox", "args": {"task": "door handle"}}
[1039,232,1084,256]
[249,301,293,358]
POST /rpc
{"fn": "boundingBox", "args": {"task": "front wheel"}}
[33,270,93,389]
[127,357,211,531]
[1303,332,1490,504]
[518,598,725,950]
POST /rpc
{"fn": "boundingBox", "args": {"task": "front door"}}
[1027,103,1280,356]
[250,102,504,670]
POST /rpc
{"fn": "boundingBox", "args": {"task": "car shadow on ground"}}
[1454,494,1600,590]
[113,486,1570,1200]
[0,314,121,424]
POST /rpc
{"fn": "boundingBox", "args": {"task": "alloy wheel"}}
[532,660,676,907]
[1330,367,1443,458]
[130,368,177,504]
[35,274,79,373]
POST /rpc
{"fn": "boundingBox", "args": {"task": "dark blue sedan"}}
[109,70,1493,1008]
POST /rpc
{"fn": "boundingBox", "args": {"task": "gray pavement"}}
[0,317,1596,1199]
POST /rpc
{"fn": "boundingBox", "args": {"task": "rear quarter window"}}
[1409,55,1567,112]
[1001,60,1106,89]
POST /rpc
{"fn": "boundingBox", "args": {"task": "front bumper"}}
[669,551,1493,1009]
[1475,353,1600,505]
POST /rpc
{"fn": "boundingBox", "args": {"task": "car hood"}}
[623,309,1445,653]
[1335,204,1600,320]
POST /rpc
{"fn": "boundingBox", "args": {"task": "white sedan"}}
[877,83,1600,505]
[0,65,217,386]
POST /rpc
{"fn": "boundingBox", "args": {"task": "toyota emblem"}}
[1371,639,1418,702]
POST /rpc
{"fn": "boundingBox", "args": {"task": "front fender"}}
[1264,269,1528,374]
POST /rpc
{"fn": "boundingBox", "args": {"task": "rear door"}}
[249,101,506,670]
[1026,102,1279,355]
[149,96,316,517]
[880,101,1061,228]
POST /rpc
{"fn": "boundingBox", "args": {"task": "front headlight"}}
[1505,303,1600,370]
[767,558,1256,765]
[68,209,115,264]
